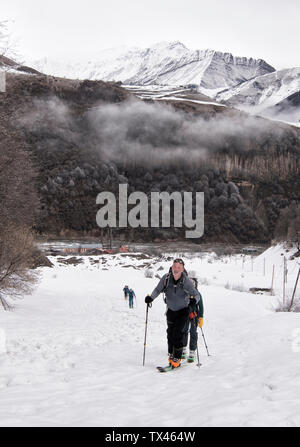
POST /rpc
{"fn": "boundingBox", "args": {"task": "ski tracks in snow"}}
[0,255,300,426]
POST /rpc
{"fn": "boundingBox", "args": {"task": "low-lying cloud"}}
[88,98,289,165]
[18,95,296,167]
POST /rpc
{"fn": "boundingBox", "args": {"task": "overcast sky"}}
[2,0,299,69]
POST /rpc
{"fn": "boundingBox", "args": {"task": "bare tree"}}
[0,20,19,61]
[0,21,9,56]
[0,226,39,309]
[0,114,40,310]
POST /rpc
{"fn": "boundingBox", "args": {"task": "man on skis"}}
[145,258,202,369]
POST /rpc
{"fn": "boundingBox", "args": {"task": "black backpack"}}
[189,277,202,316]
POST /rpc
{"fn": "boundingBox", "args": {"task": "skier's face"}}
[172,261,184,277]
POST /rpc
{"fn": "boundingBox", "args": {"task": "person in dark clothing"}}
[123,285,129,301]
[182,278,204,363]
[128,288,136,309]
[145,258,201,369]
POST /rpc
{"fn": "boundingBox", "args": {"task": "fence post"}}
[271,264,275,296]
[283,257,286,306]
[288,268,300,312]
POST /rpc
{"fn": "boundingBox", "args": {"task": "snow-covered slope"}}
[215,67,300,120]
[0,54,42,76]
[125,84,228,108]
[26,41,275,91]
[0,244,299,426]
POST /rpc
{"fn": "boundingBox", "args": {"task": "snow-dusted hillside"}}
[22,41,300,123]
[125,84,228,108]
[215,67,300,123]
[17,41,300,123]
[0,54,42,76]
[26,41,275,91]
[0,244,299,426]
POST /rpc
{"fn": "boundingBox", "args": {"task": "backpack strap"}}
[163,270,190,295]
[163,268,172,292]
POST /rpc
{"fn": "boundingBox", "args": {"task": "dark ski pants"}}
[129,297,134,308]
[183,317,198,351]
[166,307,189,359]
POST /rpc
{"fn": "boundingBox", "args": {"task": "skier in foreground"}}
[145,258,202,370]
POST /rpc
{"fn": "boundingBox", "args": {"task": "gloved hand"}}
[145,295,153,304]
[198,317,204,328]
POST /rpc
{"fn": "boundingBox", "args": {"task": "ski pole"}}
[193,317,201,368]
[200,327,210,356]
[143,303,151,366]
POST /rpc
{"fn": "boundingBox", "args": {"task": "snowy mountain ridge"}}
[26,41,275,91]
[17,41,300,124]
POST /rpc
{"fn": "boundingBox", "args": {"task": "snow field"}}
[0,245,299,426]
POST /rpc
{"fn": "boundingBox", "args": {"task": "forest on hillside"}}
[1,73,300,244]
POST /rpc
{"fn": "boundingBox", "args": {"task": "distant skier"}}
[123,285,129,301]
[182,277,204,363]
[128,289,136,309]
[145,258,201,369]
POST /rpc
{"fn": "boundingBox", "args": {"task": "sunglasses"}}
[173,258,185,266]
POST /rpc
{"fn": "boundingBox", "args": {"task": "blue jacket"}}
[128,290,135,300]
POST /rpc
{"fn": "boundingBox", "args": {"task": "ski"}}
[156,365,173,373]
[156,361,202,372]
[156,363,188,373]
